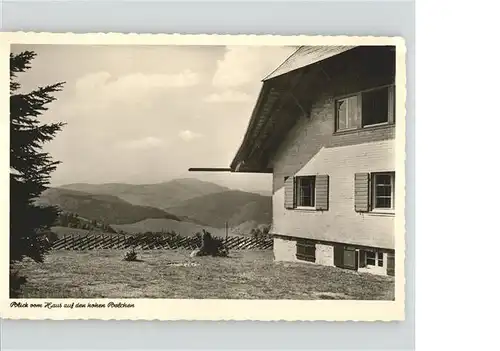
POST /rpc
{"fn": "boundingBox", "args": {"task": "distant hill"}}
[59,178,230,209]
[37,188,180,225]
[111,218,225,237]
[165,190,272,229]
[50,179,272,235]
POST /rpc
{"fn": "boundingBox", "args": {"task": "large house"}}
[192,45,398,276]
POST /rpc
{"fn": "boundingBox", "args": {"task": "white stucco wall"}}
[271,140,395,249]
[273,238,297,262]
[315,243,334,266]
[267,80,396,250]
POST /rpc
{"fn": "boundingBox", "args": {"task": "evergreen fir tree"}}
[10,51,66,266]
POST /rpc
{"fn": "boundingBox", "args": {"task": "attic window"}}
[336,95,359,131]
[334,85,395,132]
[362,87,389,126]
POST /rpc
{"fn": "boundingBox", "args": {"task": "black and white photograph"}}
[3,34,406,320]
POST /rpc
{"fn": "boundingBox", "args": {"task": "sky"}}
[12,44,296,193]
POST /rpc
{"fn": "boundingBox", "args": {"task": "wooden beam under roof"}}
[188,167,273,173]
[188,167,232,172]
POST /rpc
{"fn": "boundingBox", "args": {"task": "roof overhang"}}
[228,45,358,173]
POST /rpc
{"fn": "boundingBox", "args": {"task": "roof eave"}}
[229,82,273,172]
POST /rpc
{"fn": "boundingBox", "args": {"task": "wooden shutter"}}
[315,175,329,210]
[388,85,396,123]
[296,239,316,262]
[387,253,395,276]
[334,245,344,267]
[284,176,295,209]
[354,173,370,212]
[343,247,358,270]
[358,250,367,268]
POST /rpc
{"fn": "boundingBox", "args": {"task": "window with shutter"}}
[295,176,315,208]
[371,172,395,212]
[315,175,329,211]
[354,173,370,212]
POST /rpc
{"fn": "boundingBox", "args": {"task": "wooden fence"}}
[50,233,273,251]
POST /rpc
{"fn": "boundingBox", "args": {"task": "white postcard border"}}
[0,32,406,321]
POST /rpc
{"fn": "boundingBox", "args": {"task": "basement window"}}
[366,251,384,267]
[295,176,316,208]
[296,239,316,262]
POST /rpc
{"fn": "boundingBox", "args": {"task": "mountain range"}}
[38,178,272,236]
[58,178,231,209]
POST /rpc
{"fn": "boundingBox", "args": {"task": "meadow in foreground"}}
[13,250,395,300]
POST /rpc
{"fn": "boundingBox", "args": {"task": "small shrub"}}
[10,270,27,298]
[123,248,138,261]
[196,230,229,257]
[251,225,272,240]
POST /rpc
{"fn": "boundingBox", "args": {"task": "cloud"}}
[178,130,202,142]
[211,46,295,88]
[116,137,166,150]
[203,90,252,103]
[75,70,200,103]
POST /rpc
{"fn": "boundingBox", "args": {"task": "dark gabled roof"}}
[263,45,356,81]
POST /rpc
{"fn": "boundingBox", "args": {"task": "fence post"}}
[225,221,228,241]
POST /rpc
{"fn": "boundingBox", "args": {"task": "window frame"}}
[335,94,360,132]
[361,86,391,128]
[365,251,384,267]
[295,175,316,209]
[334,84,395,133]
[371,172,395,213]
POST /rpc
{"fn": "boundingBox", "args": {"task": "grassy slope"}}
[14,250,395,300]
[166,190,272,228]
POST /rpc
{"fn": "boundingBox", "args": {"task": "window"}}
[296,239,316,262]
[334,85,394,132]
[336,95,359,131]
[362,87,389,126]
[366,251,384,267]
[372,172,395,210]
[295,176,315,208]
[285,175,329,210]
